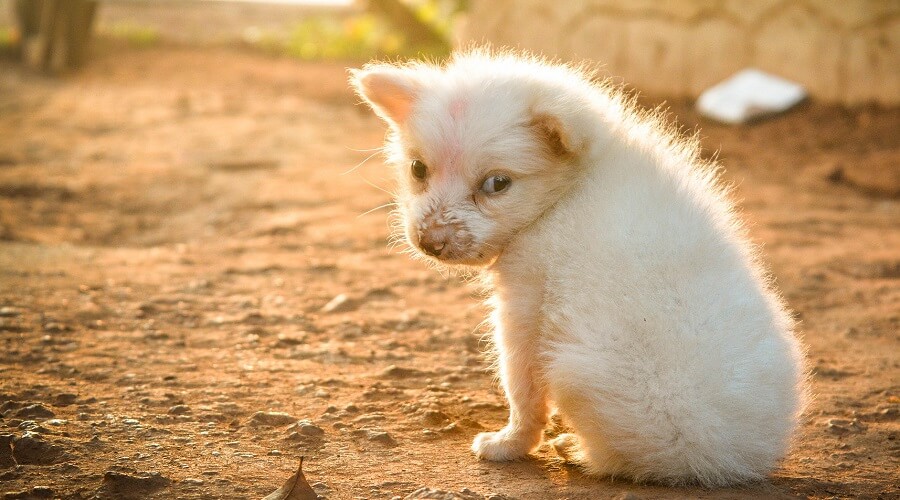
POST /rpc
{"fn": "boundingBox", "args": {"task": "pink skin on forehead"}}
[432,97,467,181]
[449,96,466,120]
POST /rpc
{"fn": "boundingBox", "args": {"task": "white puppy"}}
[350,49,807,487]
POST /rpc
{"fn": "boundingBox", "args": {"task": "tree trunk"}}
[15,0,97,73]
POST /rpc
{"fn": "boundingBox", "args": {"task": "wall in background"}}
[462,0,900,104]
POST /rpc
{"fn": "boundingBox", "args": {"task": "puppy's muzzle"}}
[417,223,454,257]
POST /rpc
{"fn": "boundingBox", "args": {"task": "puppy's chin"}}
[409,244,499,269]
[429,253,496,268]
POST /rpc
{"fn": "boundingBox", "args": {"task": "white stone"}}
[696,69,806,124]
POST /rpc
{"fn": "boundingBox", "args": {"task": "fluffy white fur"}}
[350,49,807,487]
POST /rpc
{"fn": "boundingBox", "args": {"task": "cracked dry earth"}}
[0,45,898,499]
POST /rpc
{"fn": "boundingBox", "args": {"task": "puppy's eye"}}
[481,175,511,194]
[411,160,427,181]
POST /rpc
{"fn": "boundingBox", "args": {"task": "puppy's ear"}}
[529,113,580,160]
[349,65,420,126]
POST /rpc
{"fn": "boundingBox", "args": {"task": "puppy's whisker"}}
[359,177,396,197]
[357,202,397,218]
[346,146,385,153]
[342,149,384,175]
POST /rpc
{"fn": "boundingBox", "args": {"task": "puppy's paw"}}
[472,429,537,461]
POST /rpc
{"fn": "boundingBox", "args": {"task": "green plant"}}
[409,0,461,39]
[0,26,18,49]
[100,22,159,47]
[246,0,466,62]
[281,14,446,61]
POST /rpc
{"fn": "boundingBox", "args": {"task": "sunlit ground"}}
[0,2,897,499]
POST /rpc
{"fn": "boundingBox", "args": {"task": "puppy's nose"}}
[419,226,452,257]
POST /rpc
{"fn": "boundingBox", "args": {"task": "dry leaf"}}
[262,458,318,500]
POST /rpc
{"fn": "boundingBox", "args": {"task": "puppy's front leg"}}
[472,294,548,461]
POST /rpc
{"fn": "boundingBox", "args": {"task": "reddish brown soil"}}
[0,43,897,499]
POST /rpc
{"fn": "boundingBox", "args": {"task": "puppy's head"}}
[350,52,592,268]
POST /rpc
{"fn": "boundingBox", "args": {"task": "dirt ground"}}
[0,40,898,500]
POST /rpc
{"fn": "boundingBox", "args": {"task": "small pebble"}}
[406,487,480,499]
[99,470,171,495]
[295,420,325,437]
[13,404,55,420]
[168,405,191,415]
[275,332,306,347]
[54,394,78,406]
[31,486,54,498]
[440,422,460,434]
[18,421,49,433]
[354,413,385,424]
[0,307,21,317]
[321,293,356,313]
[43,322,70,332]
[421,410,449,426]
[0,434,15,469]
[367,430,397,447]
[878,408,898,419]
[12,434,66,465]
[826,418,867,435]
[247,411,297,427]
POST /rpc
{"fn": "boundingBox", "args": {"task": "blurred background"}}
[2,0,897,101]
[0,1,897,499]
